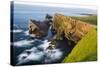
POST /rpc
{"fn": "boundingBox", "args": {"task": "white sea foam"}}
[13,29,23,33]
[17,47,45,65]
[17,48,62,64]
[17,47,42,61]
[24,30,36,37]
[24,30,29,35]
[26,51,44,61]
[25,47,38,52]
[17,39,63,64]
[44,49,62,63]
[13,40,35,47]
[38,40,51,50]
[18,53,28,62]
[30,34,36,37]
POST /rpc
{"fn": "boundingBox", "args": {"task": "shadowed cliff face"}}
[52,13,95,43]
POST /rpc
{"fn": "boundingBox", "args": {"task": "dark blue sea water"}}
[11,3,97,65]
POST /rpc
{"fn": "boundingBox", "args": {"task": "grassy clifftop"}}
[71,15,97,25]
[63,29,97,62]
[51,13,97,62]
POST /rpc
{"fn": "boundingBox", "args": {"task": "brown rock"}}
[51,13,95,43]
[28,14,52,38]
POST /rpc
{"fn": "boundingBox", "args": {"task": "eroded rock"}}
[51,13,95,43]
[28,14,52,38]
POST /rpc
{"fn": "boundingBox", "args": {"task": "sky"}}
[14,0,97,10]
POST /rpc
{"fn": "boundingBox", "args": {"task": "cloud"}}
[14,0,97,10]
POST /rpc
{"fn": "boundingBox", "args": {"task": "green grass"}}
[63,29,97,63]
[71,15,97,25]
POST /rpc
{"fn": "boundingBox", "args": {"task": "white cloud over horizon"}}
[13,0,97,10]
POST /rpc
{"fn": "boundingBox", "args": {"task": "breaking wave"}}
[13,40,35,47]
[17,40,63,65]
[12,29,23,33]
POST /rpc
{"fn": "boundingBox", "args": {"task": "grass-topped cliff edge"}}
[51,13,97,62]
[63,29,97,62]
[71,15,97,25]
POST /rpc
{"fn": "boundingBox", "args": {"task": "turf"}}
[63,29,97,63]
[71,15,97,25]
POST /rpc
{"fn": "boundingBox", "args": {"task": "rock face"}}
[28,13,95,43]
[28,14,52,38]
[51,13,95,43]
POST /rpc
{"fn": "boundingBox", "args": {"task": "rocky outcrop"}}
[28,14,52,38]
[28,13,95,43]
[27,13,97,63]
[51,13,95,43]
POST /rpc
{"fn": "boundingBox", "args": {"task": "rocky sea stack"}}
[28,14,52,38]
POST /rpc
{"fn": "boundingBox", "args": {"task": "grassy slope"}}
[71,15,97,25]
[63,29,97,62]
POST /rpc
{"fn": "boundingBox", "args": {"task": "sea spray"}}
[17,39,63,64]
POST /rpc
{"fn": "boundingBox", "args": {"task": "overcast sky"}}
[14,0,97,10]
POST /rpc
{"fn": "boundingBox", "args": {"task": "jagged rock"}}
[28,14,52,38]
[51,13,95,43]
[45,14,52,20]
